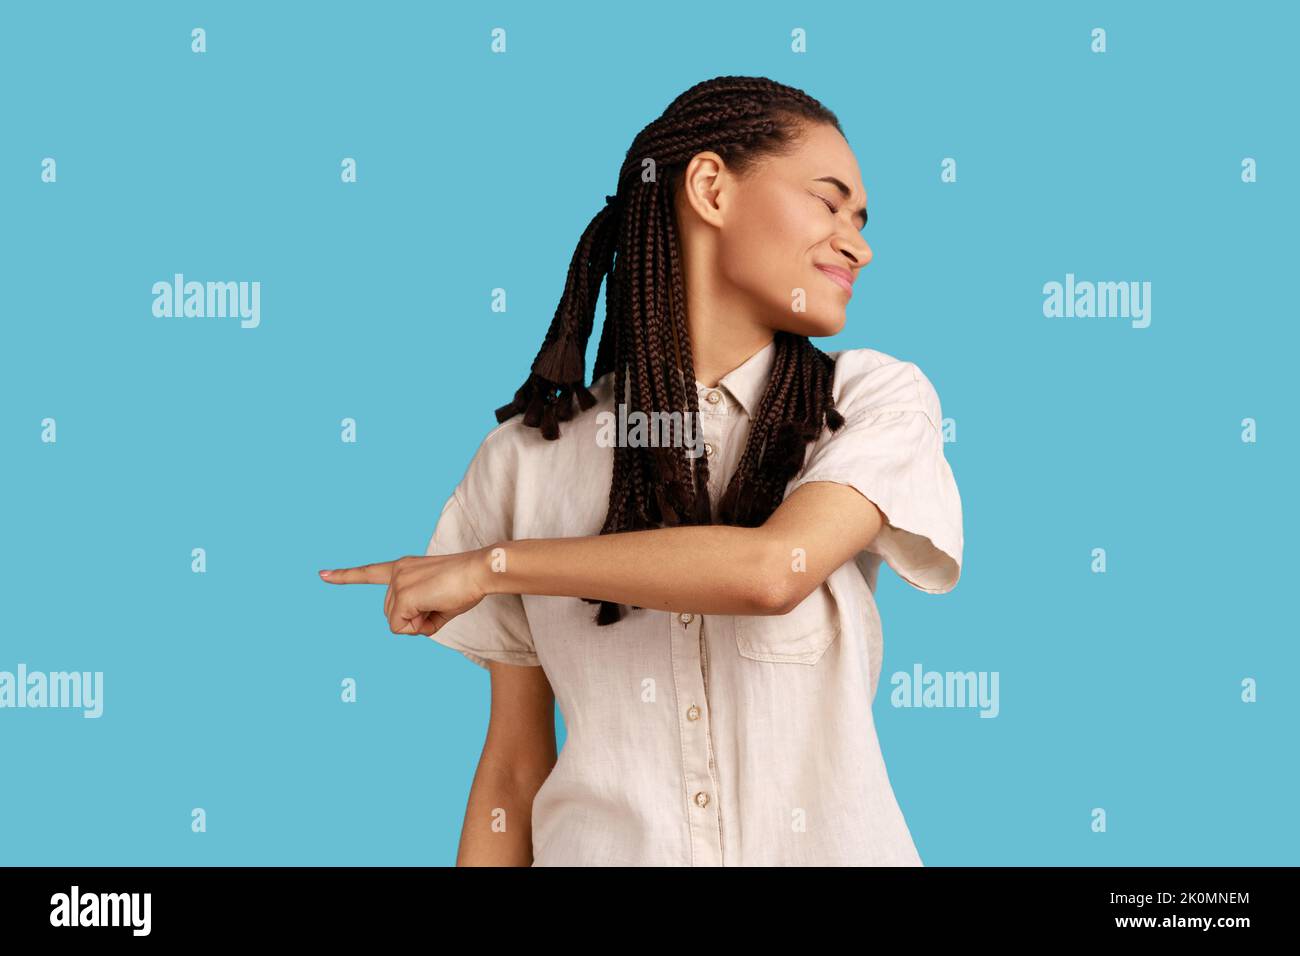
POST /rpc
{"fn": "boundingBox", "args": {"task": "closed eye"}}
[815,193,838,215]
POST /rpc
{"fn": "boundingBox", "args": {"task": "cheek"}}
[718,192,818,307]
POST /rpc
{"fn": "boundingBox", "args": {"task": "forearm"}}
[476,525,789,616]
[457,763,549,866]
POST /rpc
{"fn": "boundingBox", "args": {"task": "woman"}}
[321,75,963,866]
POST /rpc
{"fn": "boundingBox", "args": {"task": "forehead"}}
[773,121,866,199]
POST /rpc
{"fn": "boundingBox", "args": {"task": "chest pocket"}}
[734,580,841,665]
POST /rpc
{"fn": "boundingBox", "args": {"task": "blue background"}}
[1,0,1295,865]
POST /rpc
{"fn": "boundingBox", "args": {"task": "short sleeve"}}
[786,357,964,594]
[423,490,540,668]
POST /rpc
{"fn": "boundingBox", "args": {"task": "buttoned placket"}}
[669,608,723,866]
[698,385,729,499]
[666,384,732,866]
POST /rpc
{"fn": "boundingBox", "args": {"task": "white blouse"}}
[425,340,964,866]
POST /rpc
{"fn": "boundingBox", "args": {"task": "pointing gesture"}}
[319,553,488,636]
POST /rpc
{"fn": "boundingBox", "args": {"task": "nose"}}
[832,231,872,269]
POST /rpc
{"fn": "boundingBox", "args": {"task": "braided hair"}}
[494,75,848,625]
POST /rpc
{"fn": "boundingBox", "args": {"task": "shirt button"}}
[704,442,714,457]
[686,704,701,721]
[705,390,722,405]
[678,612,694,625]
[694,791,710,809]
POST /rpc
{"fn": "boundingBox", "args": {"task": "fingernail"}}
[319,570,331,578]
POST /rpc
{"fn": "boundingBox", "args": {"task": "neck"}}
[681,245,775,388]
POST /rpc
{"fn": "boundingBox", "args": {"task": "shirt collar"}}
[695,339,777,418]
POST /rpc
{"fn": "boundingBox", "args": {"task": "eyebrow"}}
[813,176,868,228]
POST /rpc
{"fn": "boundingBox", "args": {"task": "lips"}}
[815,265,854,295]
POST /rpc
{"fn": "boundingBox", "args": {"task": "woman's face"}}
[681,121,873,339]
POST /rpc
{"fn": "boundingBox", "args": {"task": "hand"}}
[319,551,489,636]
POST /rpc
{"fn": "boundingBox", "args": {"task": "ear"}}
[679,151,730,228]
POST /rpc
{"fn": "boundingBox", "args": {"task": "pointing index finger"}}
[320,561,395,585]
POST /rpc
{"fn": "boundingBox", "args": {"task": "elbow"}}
[767,578,818,616]
[744,538,814,615]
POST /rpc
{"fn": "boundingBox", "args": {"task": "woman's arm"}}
[475,481,884,616]
[322,481,885,632]
[456,661,557,866]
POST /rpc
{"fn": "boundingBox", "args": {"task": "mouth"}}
[815,265,854,296]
